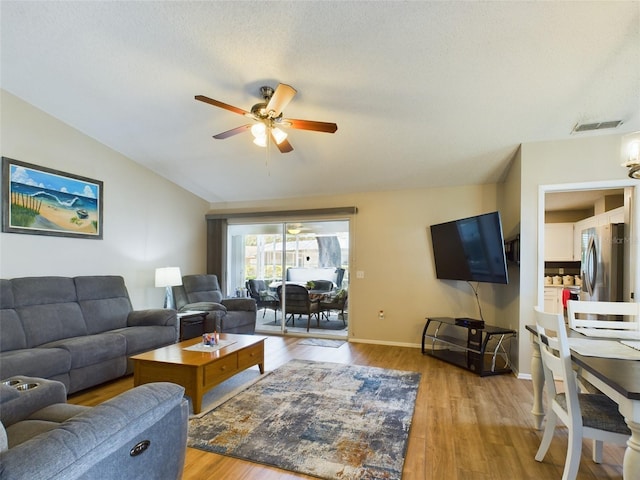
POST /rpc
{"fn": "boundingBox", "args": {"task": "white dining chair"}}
[567,300,640,336]
[533,307,630,480]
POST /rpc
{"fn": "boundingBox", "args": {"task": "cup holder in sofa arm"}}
[1,380,22,387]
[15,383,39,392]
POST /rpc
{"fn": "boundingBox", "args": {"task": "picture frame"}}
[1,157,103,239]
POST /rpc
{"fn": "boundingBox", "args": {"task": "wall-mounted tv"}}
[429,211,509,284]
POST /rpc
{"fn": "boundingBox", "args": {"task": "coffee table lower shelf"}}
[130,334,266,414]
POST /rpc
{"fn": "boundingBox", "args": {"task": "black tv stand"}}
[421,317,516,376]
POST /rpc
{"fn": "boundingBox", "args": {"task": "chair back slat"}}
[567,300,640,331]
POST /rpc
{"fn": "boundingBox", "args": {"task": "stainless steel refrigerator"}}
[580,223,625,305]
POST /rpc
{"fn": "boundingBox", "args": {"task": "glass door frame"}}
[225,216,351,338]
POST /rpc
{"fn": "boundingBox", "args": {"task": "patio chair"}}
[246,279,279,321]
[533,306,630,480]
[320,289,348,325]
[277,284,320,332]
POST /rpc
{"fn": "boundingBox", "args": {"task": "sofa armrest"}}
[0,377,67,427]
[221,298,257,312]
[127,309,177,327]
[0,383,188,480]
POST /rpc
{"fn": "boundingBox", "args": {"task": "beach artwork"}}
[2,157,103,239]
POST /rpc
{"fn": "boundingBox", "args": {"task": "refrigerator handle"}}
[584,236,597,297]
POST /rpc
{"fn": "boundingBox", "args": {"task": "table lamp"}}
[155,267,182,309]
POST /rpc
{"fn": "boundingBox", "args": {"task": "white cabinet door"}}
[545,223,574,261]
[544,287,562,314]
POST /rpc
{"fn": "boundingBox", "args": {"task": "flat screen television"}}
[429,211,509,284]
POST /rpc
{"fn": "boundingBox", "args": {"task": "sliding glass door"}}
[226,219,349,337]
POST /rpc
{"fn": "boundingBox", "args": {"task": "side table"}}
[177,311,209,341]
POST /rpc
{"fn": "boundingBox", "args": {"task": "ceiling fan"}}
[195,83,338,153]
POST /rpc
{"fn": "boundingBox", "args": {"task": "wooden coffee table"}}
[130,333,266,414]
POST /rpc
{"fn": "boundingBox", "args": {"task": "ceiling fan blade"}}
[285,118,338,134]
[213,124,252,139]
[270,130,294,153]
[266,84,297,117]
[195,95,250,116]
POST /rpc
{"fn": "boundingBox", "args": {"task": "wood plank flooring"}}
[68,336,624,479]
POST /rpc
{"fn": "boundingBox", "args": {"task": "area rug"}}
[298,338,346,348]
[188,359,421,479]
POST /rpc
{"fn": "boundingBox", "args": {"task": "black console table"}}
[421,317,516,376]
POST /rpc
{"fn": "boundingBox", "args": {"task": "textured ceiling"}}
[1,1,638,203]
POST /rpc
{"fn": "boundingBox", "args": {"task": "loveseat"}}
[172,274,256,334]
[0,276,177,394]
[0,376,188,479]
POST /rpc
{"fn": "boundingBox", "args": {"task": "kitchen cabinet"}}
[545,223,574,261]
[544,287,562,314]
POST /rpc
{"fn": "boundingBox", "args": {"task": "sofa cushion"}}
[6,420,60,449]
[6,404,90,449]
[40,334,126,369]
[18,303,87,347]
[0,309,27,352]
[178,302,227,314]
[11,277,77,306]
[0,279,14,309]
[12,277,87,347]
[75,276,133,334]
[0,349,71,382]
[183,275,223,304]
[110,326,176,356]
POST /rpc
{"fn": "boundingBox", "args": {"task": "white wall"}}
[517,133,637,376]
[0,91,210,308]
[209,183,503,346]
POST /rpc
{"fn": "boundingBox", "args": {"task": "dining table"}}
[526,325,640,479]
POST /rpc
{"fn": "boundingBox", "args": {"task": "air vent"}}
[572,120,623,133]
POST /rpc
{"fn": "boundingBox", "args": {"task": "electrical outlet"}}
[356,271,365,279]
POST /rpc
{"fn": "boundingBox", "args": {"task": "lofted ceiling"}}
[1,1,638,204]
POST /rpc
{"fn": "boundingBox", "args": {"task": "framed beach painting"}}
[1,157,103,239]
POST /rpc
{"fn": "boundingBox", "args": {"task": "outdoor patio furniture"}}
[246,279,279,321]
[277,284,320,332]
[320,289,348,325]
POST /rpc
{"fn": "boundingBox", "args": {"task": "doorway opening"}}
[539,181,638,317]
[226,219,350,339]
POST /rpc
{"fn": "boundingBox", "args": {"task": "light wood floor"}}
[68,336,624,479]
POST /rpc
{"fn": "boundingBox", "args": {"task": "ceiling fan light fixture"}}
[271,127,288,145]
[621,132,640,179]
[251,123,266,138]
[253,135,267,147]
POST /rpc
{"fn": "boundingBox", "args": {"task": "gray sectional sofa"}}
[0,276,177,394]
[0,376,188,479]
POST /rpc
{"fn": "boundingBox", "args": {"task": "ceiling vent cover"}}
[572,120,623,133]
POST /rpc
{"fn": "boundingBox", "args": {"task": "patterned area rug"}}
[188,359,421,480]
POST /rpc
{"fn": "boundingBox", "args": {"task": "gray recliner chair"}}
[172,274,256,334]
[0,376,188,480]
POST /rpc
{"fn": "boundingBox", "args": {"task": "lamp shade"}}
[155,267,182,288]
